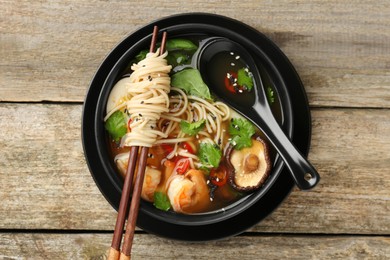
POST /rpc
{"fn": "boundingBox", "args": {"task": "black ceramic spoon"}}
[197,37,320,190]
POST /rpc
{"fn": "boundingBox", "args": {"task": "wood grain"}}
[0,104,389,234]
[1,0,390,107]
[1,1,390,258]
[0,233,389,259]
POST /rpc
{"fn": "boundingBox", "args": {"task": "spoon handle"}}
[249,106,320,190]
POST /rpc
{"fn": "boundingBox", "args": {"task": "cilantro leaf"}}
[104,111,127,142]
[198,143,222,168]
[237,68,254,91]
[266,86,275,104]
[229,118,256,150]
[230,135,253,150]
[180,119,205,136]
[153,192,171,211]
[171,69,212,99]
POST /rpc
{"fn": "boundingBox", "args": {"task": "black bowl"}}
[82,13,311,241]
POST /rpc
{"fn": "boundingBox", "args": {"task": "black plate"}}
[82,13,311,241]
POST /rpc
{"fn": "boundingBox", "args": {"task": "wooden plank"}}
[1,1,389,107]
[253,108,390,234]
[0,233,389,259]
[0,103,389,234]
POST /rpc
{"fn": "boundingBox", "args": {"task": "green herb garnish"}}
[237,68,254,91]
[153,192,171,211]
[135,50,148,62]
[180,119,205,136]
[104,111,127,142]
[171,69,212,100]
[198,143,222,168]
[229,118,256,150]
[166,52,192,67]
[266,86,275,104]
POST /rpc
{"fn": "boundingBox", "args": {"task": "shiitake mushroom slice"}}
[226,136,271,192]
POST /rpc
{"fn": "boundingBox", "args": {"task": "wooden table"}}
[1,1,389,259]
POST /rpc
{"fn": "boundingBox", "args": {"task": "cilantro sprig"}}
[198,143,222,168]
[180,119,205,136]
[229,118,256,150]
[237,68,254,91]
[266,86,275,104]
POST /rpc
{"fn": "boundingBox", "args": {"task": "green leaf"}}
[165,39,198,52]
[171,69,212,99]
[135,49,148,62]
[166,52,191,67]
[180,119,205,136]
[198,143,222,168]
[230,135,252,150]
[237,68,254,91]
[266,86,275,104]
[153,191,171,211]
[229,118,256,150]
[104,111,127,142]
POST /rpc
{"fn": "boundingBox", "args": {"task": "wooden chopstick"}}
[108,26,168,260]
[108,146,139,260]
[119,146,149,260]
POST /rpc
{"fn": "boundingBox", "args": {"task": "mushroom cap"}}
[226,137,271,192]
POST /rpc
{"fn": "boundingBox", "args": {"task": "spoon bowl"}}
[197,37,320,190]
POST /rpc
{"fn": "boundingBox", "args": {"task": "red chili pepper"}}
[127,118,132,131]
[161,144,174,155]
[209,165,228,186]
[176,158,190,175]
[224,71,238,94]
[182,141,195,154]
[172,156,182,164]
